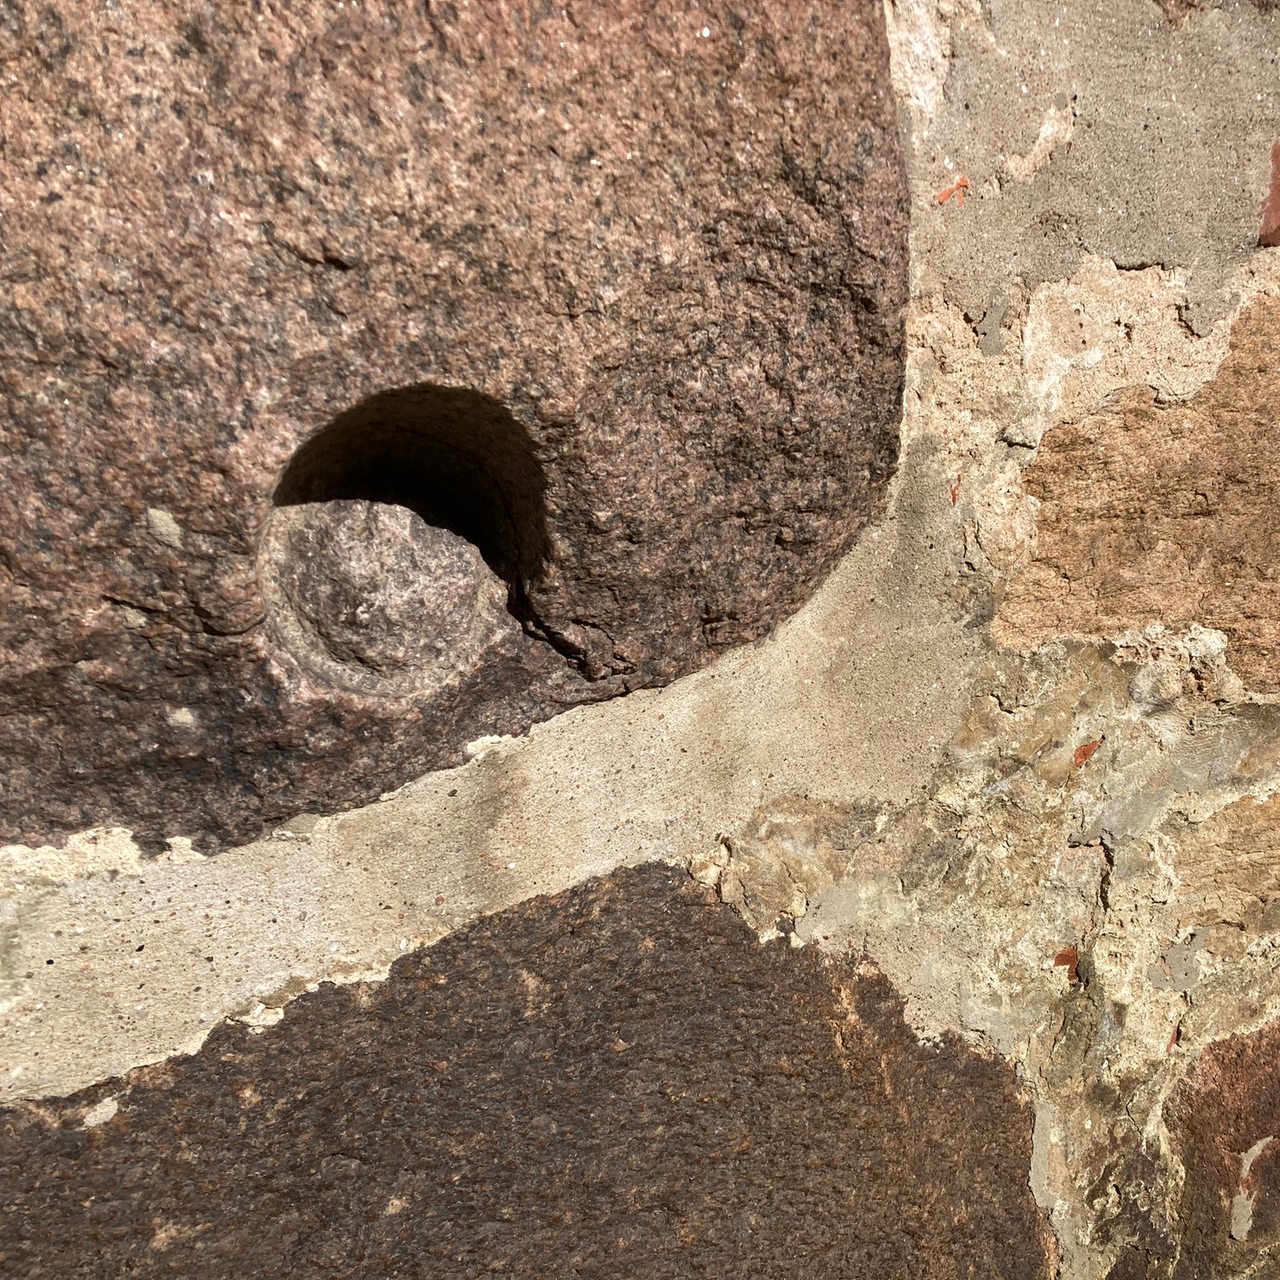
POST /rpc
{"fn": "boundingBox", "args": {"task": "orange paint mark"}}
[1054,946,1080,984]
[936,175,971,208]
[949,477,961,506]
[1073,737,1103,768]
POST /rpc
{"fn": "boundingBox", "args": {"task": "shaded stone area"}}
[1105,1017,1280,1280]
[0,865,1050,1279]
[997,297,1280,692]
[0,0,907,849]
[1167,1019,1280,1280]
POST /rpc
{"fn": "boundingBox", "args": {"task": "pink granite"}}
[0,1,907,848]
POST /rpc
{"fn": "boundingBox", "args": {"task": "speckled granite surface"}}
[0,0,907,850]
[0,865,1051,1279]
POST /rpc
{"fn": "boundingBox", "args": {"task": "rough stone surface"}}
[1165,1018,1280,1279]
[0,0,907,849]
[1102,1016,1280,1280]
[0,865,1052,1280]
[263,500,513,695]
[1167,793,1280,929]
[997,296,1280,692]
[1260,143,1280,248]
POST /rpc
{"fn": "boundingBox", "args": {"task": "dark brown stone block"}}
[1166,1019,1280,1280]
[1261,142,1280,248]
[0,865,1052,1279]
[0,1,907,848]
[1104,1015,1280,1280]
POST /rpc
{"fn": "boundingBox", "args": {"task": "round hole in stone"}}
[260,384,550,694]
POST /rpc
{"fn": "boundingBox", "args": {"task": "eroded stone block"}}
[1161,1019,1280,1279]
[0,1,908,848]
[997,297,1280,691]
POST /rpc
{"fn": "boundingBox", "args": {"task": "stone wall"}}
[4,2,1280,1277]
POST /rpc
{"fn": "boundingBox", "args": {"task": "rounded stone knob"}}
[260,499,511,695]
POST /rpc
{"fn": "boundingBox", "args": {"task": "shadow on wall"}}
[272,384,551,609]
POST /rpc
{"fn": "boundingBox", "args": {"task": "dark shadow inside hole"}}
[272,384,550,604]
